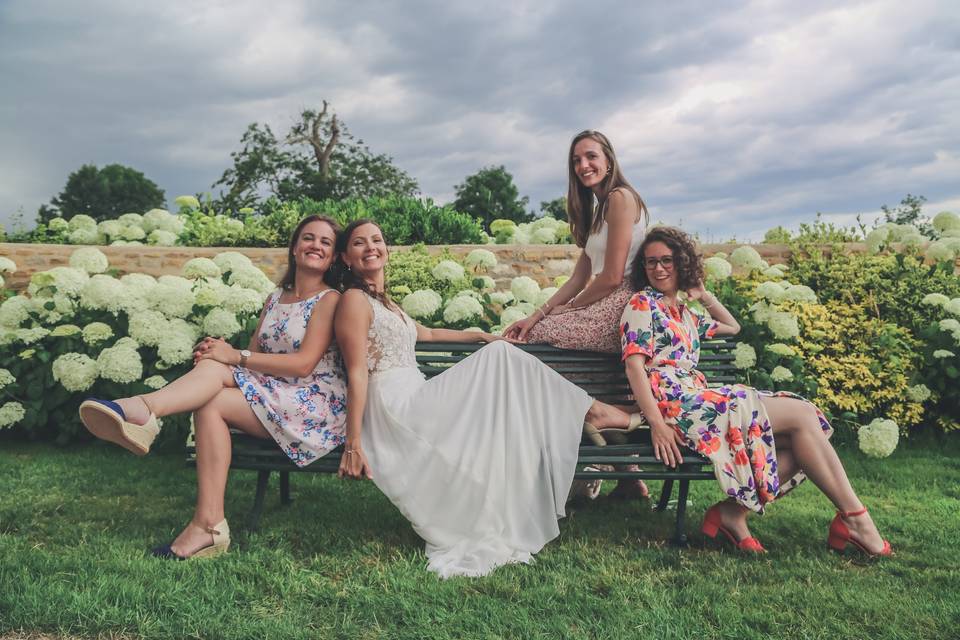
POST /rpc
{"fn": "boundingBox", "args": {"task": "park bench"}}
[187,339,738,545]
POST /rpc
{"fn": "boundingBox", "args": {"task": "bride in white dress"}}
[334,220,638,578]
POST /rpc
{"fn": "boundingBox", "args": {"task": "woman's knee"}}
[195,358,235,383]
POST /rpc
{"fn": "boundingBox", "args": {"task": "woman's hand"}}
[481,333,521,344]
[502,315,540,341]
[651,422,685,468]
[193,337,239,366]
[338,446,373,480]
[686,281,709,302]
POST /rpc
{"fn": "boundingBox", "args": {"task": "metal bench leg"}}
[671,479,691,547]
[249,470,271,532]
[656,478,674,512]
[280,471,292,506]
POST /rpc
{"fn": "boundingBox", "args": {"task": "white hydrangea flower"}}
[767,311,800,340]
[924,241,955,263]
[195,281,227,307]
[765,343,796,357]
[401,289,443,319]
[69,247,109,274]
[182,257,221,280]
[933,349,955,359]
[157,275,193,291]
[473,275,496,291]
[97,341,143,383]
[49,324,81,337]
[443,296,484,324]
[762,266,786,279]
[733,343,757,369]
[431,260,466,282]
[932,211,960,233]
[223,285,265,315]
[905,384,931,403]
[921,293,950,307]
[82,322,114,345]
[0,257,16,274]
[98,220,122,238]
[729,246,764,271]
[899,231,923,250]
[228,265,274,294]
[754,281,786,303]
[67,226,102,245]
[119,225,146,241]
[515,302,536,315]
[144,375,168,389]
[203,308,241,338]
[31,266,90,298]
[865,228,888,254]
[500,306,529,326]
[79,275,125,313]
[940,318,960,333]
[944,298,960,316]
[48,217,69,232]
[148,230,178,246]
[783,284,818,304]
[510,227,531,245]
[213,251,253,274]
[127,310,168,347]
[0,296,31,327]
[770,366,794,383]
[465,249,497,272]
[118,213,143,227]
[150,283,196,319]
[68,214,97,230]
[489,291,515,306]
[858,418,899,458]
[704,256,733,280]
[0,368,13,389]
[535,287,559,308]
[174,195,201,210]
[510,276,540,303]
[454,289,483,300]
[532,227,557,244]
[0,401,26,429]
[52,352,99,392]
[157,319,201,365]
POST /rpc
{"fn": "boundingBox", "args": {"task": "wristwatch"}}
[238,349,251,367]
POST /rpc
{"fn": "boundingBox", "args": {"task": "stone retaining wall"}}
[0,241,838,292]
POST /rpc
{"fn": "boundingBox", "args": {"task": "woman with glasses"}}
[613,225,891,556]
[503,130,649,500]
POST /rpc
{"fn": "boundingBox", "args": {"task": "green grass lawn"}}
[1,436,958,640]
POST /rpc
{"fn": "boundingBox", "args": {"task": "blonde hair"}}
[566,130,647,248]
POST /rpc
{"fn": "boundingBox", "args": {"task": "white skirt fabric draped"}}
[362,341,593,578]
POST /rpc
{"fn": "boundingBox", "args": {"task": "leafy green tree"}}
[213,102,418,213]
[881,193,933,237]
[40,164,165,223]
[539,196,567,222]
[452,165,531,232]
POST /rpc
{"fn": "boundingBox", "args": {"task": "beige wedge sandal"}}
[78,396,160,456]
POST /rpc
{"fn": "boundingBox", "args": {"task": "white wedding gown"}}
[360,294,594,578]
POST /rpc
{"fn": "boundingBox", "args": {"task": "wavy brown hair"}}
[333,218,397,310]
[630,226,704,292]
[566,130,648,248]
[278,215,341,291]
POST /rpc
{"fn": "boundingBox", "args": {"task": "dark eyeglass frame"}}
[643,256,675,270]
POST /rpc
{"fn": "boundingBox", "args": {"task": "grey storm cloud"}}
[1,0,958,240]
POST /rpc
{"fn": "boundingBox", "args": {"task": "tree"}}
[40,164,165,223]
[881,194,933,237]
[539,196,567,222]
[452,165,531,232]
[213,102,418,213]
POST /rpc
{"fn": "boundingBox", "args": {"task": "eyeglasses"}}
[643,256,675,270]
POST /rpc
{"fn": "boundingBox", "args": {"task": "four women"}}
[78,131,891,570]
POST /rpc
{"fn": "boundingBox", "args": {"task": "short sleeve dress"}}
[233,288,347,467]
[619,287,833,513]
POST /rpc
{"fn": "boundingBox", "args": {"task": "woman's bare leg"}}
[115,360,237,424]
[761,396,886,553]
[168,388,269,557]
[584,401,649,498]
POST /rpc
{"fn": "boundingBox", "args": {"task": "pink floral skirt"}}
[526,281,634,353]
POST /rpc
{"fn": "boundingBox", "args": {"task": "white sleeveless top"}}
[583,213,647,276]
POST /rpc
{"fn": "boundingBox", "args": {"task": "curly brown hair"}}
[630,226,704,292]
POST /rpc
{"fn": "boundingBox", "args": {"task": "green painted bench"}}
[187,339,738,545]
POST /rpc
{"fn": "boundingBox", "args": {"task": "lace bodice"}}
[365,294,418,374]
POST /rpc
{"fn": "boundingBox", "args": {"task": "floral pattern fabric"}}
[619,287,832,513]
[233,288,347,467]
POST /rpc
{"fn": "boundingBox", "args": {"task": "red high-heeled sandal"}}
[827,507,892,557]
[701,502,766,554]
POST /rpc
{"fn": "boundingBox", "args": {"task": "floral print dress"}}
[233,288,347,467]
[619,287,832,513]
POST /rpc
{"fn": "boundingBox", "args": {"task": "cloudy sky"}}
[2,0,958,240]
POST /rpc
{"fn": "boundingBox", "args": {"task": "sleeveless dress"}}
[359,294,594,578]
[526,214,646,353]
[233,288,348,467]
[619,288,833,513]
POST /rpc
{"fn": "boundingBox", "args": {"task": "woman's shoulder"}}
[625,288,660,310]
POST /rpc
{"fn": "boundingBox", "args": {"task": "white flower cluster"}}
[905,384,931,403]
[69,247,109,274]
[770,366,794,383]
[52,352,99,392]
[733,343,757,369]
[729,246,766,271]
[767,311,800,340]
[858,418,899,458]
[0,368,14,389]
[97,338,143,383]
[921,293,949,307]
[203,308,241,338]
[402,289,443,319]
[464,249,497,272]
[431,260,466,282]
[510,276,540,303]
[0,257,17,275]
[143,375,169,389]
[0,401,26,429]
[765,343,796,357]
[183,257,221,280]
[443,296,484,324]
[704,256,733,280]
[82,322,114,345]
[494,216,570,245]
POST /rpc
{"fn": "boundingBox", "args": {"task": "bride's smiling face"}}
[343,222,388,275]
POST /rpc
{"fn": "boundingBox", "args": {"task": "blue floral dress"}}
[619,287,832,513]
[233,288,347,467]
